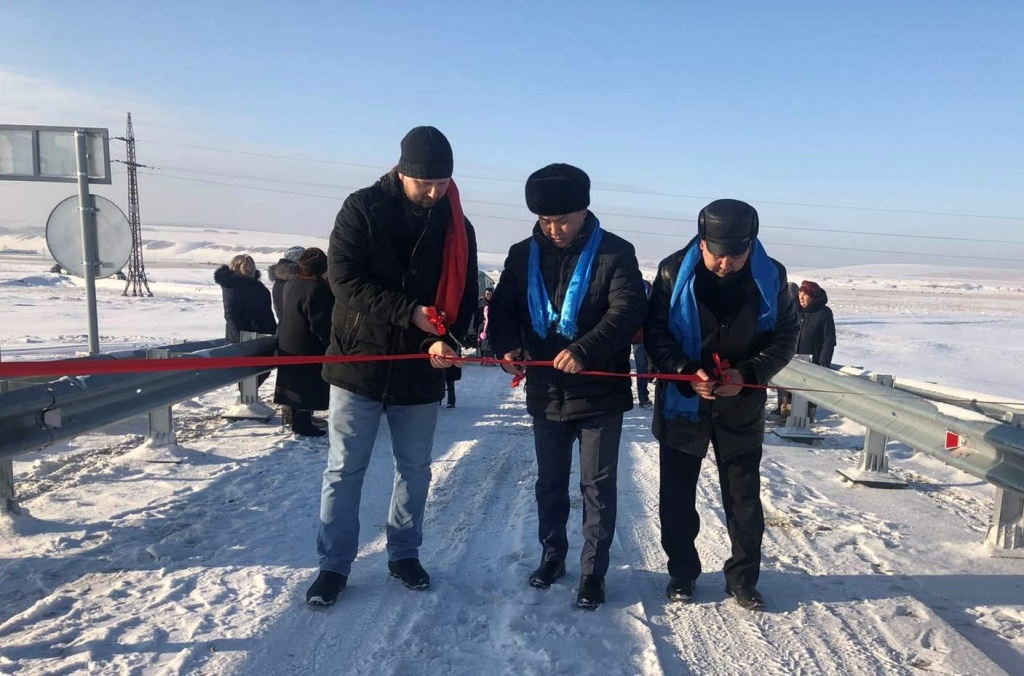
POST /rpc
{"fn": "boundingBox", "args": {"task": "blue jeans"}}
[317,386,438,575]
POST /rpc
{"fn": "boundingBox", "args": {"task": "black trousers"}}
[532,413,623,577]
[659,436,764,588]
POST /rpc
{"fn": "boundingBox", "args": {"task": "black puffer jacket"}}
[213,266,277,342]
[274,275,334,411]
[644,238,799,459]
[268,258,300,321]
[796,291,836,367]
[488,214,647,421]
[322,172,479,405]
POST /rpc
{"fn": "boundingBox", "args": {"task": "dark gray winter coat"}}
[213,266,277,343]
[322,172,479,405]
[644,239,799,459]
[274,275,333,411]
[796,292,836,368]
[488,214,647,422]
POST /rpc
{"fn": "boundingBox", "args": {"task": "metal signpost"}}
[0,124,112,355]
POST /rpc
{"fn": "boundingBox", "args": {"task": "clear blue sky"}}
[2,1,1023,270]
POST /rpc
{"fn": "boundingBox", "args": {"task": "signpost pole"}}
[74,129,101,355]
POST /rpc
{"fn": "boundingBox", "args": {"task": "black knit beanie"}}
[398,126,453,180]
[524,163,591,215]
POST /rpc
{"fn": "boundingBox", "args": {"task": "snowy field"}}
[1,223,1023,675]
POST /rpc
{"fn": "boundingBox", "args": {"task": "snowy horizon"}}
[1,225,1023,675]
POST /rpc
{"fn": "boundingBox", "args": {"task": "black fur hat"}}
[525,163,590,216]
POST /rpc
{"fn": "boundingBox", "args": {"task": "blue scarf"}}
[663,237,779,420]
[528,218,604,340]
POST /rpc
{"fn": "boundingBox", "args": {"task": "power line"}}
[138,169,1024,246]
[134,138,1024,222]
[135,171,1020,263]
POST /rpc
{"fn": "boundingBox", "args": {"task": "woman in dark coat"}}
[214,254,278,342]
[274,248,334,437]
[795,280,836,368]
[214,254,277,392]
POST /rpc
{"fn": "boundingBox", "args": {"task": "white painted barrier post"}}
[837,373,907,488]
[988,413,1024,553]
[773,355,824,443]
[146,348,177,447]
[221,331,275,422]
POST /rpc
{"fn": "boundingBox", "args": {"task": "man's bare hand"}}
[552,349,584,374]
[412,305,442,335]
[427,341,457,369]
[500,348,526,376]
[712,368,744,397]
[692,368,717,400]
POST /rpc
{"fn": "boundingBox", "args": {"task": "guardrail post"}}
[987,413,1024,553]
[0,348,22,515]
[773,355,823,443]
[221,331,275,422]
[836,373,907,489]
[146,348,177,448]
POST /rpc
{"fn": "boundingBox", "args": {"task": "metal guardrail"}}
[772,359,1024,495]
[0,336,277,461]
[833,363,1024,423]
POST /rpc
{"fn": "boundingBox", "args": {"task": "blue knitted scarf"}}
[663,238,779,420]
[528,218,604,340]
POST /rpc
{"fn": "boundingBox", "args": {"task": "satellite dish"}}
[45,194,132,278]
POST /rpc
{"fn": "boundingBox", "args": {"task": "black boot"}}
[575,574,605,610]
[305,570,347,607]
[528,560,566,589]
[725,584,766,611]
[666,577,695,603]
[388,558,430,590]
[292,409,326,438]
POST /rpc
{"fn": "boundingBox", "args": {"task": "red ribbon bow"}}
[424,307,449,336]
[712,353,732,383]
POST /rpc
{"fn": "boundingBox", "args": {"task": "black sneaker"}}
[639,400,653,409]
[575,574,605,610]
[666,577,695,603]
[293,426,327,438]
[388,558,430,590]
[305,570,347,607]
[528,560,566,589]
[725,584,765,611]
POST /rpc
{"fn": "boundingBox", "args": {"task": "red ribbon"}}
[424,306,449,336]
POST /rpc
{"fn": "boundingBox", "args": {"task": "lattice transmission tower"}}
[116,112,153,296]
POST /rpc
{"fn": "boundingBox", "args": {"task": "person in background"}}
[488,163,647,610]
[475,288,494,361]
[644,199,798,611]
[442,346,462,408]
[790,279,837,420]
[274,247,333,438]
[305,126,478,607]
[631,278,654,409]
[213,254,277,391]
[269,245,308,427]
[269,246,306,321]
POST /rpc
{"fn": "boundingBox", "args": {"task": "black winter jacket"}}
[488,214,647,421]
[268,258,300,321]
[796,292,836,367]
[322,172,479,405]
[274,275,334,411]
[213,266,277,343]
[644,238,799,459]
